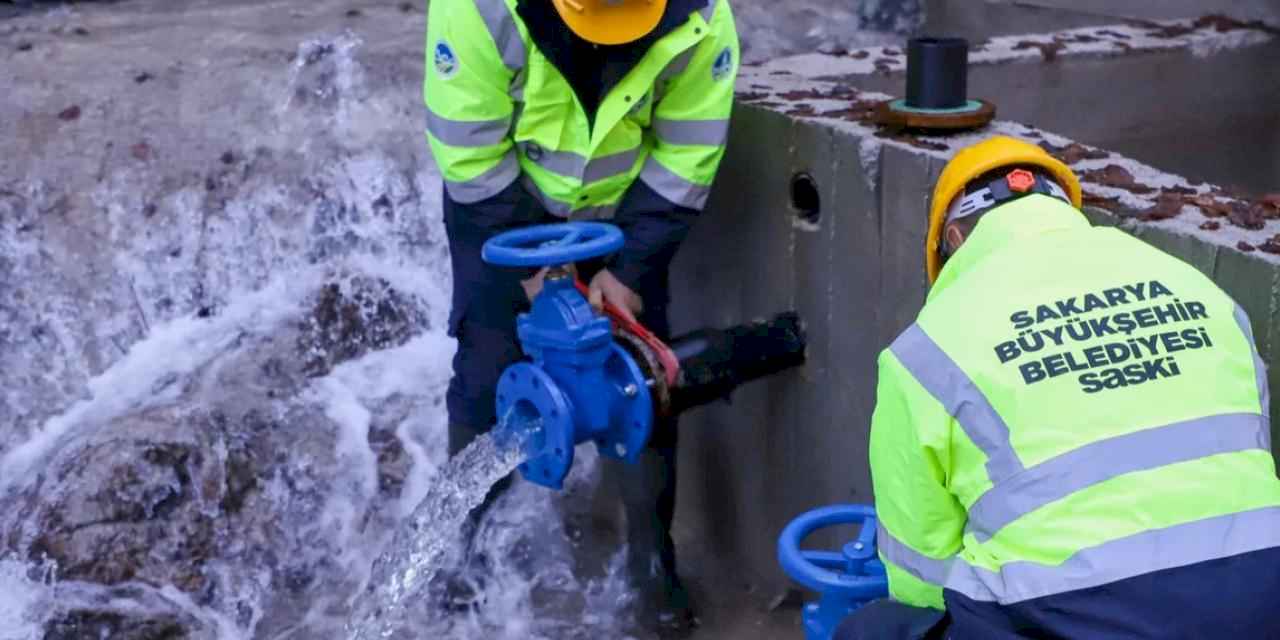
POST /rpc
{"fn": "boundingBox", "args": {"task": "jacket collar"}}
[516,0,707,115]
[929,195,1089,300]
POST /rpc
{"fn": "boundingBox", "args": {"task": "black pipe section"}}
[667,312,806,415]
[905,37,969,109]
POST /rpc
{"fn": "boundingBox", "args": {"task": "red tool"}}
[575,279,681,389]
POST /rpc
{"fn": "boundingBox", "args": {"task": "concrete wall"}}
[668,104,934,592]
[669,101,1280,595]
[847,33,1280,195]
[923,0,1280,42]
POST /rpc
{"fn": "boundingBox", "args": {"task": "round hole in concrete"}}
[790,172,821,225]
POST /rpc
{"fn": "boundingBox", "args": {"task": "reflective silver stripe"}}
[518,144,638,183]
[510,65,528,101]
[520,175,618,220]
[877,521,954,585]
[699,1,716,22]
[890,324,1025,482]
[426,109,510,147]
[655,49,696,104]
[1234,305,1271,447]
[639,157,711,210]
[653,118,730,147]
[663,48,696,79]
[444,151,519,204]
[966,413,1270,541]
[522,143,585,177]
[584,149,640,182]
[475,0,525,72]
[947,506,1280,604]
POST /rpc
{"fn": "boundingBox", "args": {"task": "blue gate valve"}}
[482,221,808,491]
[482,222,656,489]
[778,504,891,640]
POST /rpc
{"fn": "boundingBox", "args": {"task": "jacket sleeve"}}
[608,180,698,297]
[425,0,522,206]
[638,0,739,212]
[868,348,967,610]
[610,0,738,295]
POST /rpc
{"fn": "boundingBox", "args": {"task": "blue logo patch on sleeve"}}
[711,47,733,81]
[434,41,458,78]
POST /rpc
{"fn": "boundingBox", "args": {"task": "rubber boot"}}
[603,420,697,636]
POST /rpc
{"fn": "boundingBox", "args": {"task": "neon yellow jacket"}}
[424,0,738,218]
[870,195,1280,608]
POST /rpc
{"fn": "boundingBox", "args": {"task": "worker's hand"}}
[588,269,643,323]
[521,265,575,302]
[521,268,546,302]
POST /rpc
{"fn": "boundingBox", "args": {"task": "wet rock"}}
[851,50,870,60]
[1237,241,1257,253]
[399,2,415,12]
[135,71,154,84]
[1199,220,1221,231]
[1081,164,1153,194]
[58,105,82,121]
[26,439,209,588]
[72,27,90,37]
[1082,192,1122,210]
[1013,39,1065,62]
[1139,193,1184,221]
[872,130,947,151]
[16,42,33,52]
[345,8,363,18]
[220,150,237,165]
[1194,14,1280,36]
[1228,201,1266,230]
[1184,194,1233,218]
[817,98,880,123]
[131,142,152,161]
[1040,141,1108,164]
[1260,194,1280,217]
[297,278,425,377]
[44,610,189,640]
[371,193,394,219]
[1260,235,1280,255]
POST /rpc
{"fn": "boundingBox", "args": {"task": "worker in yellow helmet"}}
[424,0,739,633]
[840,136,1280,639]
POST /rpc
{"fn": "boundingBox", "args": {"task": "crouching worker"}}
[845,136,1280,639]
[424,0,739,633]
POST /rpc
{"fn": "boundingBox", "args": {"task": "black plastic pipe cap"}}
[906,37,970,110]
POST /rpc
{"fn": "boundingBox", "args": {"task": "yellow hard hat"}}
[926,135,1082,284]
[552,0,667,46]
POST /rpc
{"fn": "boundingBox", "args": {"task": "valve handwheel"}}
[778,504,889,599]
[482,222,625,268]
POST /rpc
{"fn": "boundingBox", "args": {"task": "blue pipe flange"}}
[595,342,654,464]
[494,363,577,490]
[482,222,625,268]
[778,504,890,640]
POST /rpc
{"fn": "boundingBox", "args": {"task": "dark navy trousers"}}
[835,546,1280,639]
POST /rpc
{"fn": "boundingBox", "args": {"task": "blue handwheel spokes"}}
[778,504,889,597]
[482,222,625,268]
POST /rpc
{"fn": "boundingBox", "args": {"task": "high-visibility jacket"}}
[424,0,738,219]
[870,195,1280,622]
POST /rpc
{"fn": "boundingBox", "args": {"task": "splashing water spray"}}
[348,222,808,638]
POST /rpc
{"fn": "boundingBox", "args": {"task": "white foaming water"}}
[0,558,51,640]
[0,20,645,638]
